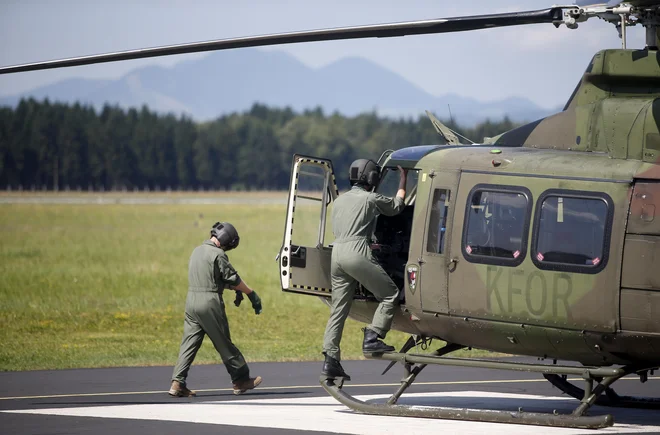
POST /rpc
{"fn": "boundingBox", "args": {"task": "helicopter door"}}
[417,170,460,314]
[279,155,338,297]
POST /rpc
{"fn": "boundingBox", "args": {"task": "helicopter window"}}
[532,190,613,274]
[376,167,419,204]
[426,189,450,254]
[462,185,532,266]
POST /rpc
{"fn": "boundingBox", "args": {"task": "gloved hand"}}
[247,291,262,315]
[233,290,244,307]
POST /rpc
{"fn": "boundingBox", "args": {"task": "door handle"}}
[447,258,458,272]
[417,258,426,265]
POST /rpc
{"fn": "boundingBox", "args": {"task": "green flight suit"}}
[322,185,405,361]
[172,239,250,385]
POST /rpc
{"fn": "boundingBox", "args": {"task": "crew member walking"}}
[170,222,263,397]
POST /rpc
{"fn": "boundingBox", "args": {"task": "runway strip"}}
[2,361,658,434]
[4,391,659,434]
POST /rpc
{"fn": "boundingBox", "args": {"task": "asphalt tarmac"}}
[1,358,658,435]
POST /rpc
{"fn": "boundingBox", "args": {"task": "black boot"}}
[321,354,351,381]
[362,327,395,354]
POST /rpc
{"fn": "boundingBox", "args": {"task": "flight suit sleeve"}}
[217,253,242,287]
[370,192,405,216]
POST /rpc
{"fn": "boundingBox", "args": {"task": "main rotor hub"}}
[557,2,660,48]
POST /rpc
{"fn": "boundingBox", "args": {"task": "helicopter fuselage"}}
[345,145,660,367]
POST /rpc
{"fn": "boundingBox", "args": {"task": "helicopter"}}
[1,0,659,430]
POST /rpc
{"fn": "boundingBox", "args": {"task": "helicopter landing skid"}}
[316,342,645,429]
[320,376,612,429]
[544,369,660,410]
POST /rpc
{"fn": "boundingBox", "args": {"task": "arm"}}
[229,280,261,313]
[396,165,408,200]
[217,254,261,313]
[373,166,408,216]
[230,279,253,295]
[230,279,262,315]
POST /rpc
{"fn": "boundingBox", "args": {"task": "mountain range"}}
[0,49,561,125]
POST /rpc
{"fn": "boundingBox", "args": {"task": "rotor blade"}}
[0,8,563,75]
[573,0,619,6]
[625,0,660,6]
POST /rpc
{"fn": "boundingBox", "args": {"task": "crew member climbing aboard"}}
[321,159,408,381]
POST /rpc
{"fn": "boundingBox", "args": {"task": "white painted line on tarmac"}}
[1,376,656,401]
[0,377,545,400]
[3,391,659,434]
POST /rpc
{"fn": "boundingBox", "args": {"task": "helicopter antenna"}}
[450,129,476,145]
[443,104,475,143]
[425,110,461,145]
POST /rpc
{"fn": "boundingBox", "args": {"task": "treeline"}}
[0,99,519,191]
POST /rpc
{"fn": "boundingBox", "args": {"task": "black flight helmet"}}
[349,159,381,189]
[210,222,240,251]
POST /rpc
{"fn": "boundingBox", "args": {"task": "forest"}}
[0,99,520,191]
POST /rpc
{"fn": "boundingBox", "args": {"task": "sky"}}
[0,0,647,110]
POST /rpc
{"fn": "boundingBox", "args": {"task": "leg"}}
[322,268,357,361]
[198,295,250,383]
[346,255,399,338]
[171,311,205,385]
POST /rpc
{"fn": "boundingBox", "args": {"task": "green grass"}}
[0,196,487,371]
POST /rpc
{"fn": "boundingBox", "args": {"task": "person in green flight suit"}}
[321,159,407,381]
[169,222,263,397]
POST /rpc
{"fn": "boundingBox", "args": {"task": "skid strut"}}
[545,367,660,410]
[387,342,464,405]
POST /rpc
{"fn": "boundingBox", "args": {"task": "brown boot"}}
[232,376,262,395]
[169,380,196,397]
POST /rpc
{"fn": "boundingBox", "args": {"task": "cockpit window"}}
[462,185,532,266]
[376,167,419,203]
[532,190,613,274]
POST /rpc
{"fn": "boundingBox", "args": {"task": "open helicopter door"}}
[279,155,339,297]
[415,169,460,314]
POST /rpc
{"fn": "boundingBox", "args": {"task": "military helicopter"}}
[2,0,659,429]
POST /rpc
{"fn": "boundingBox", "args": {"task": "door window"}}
[291,162,334,248]
[426,189,450,254]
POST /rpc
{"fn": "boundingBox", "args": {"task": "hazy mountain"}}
[0,49,560,125]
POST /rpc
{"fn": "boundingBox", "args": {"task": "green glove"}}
[247,291,262,315]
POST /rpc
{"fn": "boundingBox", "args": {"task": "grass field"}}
[0,192,421,372]
[0,192,490,372]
